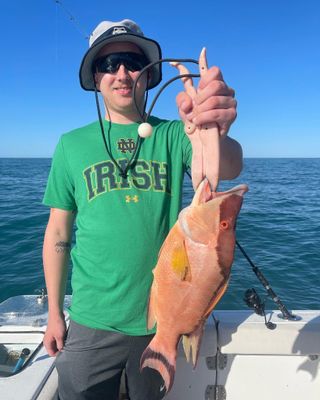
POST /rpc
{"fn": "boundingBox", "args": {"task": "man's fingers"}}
[193,96,237,114]
[176,91,193,114]
[56,337,65,352]
[176,61,237,136]
[198,66,224,89]
[193,108,237,135]
[44,337,59,357]
[227,86,235,98]
[43,332,65,357]
[176,91,194,123]
[196,80,234,104]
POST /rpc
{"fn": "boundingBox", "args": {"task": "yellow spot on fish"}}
[171,245,191,281]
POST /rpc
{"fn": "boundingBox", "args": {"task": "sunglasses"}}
[93,52,149,74]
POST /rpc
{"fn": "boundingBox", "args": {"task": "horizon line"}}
[0,156,319,160]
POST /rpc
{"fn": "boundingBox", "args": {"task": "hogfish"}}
[141,179,248,393]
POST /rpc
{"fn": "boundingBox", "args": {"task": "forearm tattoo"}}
[55,241,71,254]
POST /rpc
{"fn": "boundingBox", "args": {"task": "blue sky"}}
[1,0,319,157]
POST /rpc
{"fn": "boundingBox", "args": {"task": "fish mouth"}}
[214,183,248,198]
[191,180,248,207]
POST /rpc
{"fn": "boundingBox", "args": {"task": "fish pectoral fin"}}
[171,240,192,281]
[182,322,205,368]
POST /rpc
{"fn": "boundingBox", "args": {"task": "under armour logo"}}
[118,139,136,154]
[112,27,127,35]
[125,195,139,203]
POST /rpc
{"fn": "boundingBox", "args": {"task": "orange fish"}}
[141,179,248,393]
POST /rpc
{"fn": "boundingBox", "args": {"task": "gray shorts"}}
[55,320,165,400]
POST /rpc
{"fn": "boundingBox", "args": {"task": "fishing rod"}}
[235,240,298,322]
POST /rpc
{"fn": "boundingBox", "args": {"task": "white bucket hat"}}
[79,19,162,91]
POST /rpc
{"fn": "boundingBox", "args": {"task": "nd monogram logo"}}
[117,138,136,154]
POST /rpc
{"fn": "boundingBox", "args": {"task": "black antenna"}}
[53,0,90,40]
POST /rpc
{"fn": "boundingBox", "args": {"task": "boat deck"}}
[0,296,319,400]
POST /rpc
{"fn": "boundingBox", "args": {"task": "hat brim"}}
[79,33,162,91]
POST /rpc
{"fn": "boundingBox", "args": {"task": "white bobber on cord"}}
[138,122,153,138]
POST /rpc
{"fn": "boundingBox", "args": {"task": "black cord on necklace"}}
[94,86,143,178]
[132,58,200,122]
[93,58,200,179]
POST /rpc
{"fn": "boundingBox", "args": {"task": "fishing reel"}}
[244,288,276,330]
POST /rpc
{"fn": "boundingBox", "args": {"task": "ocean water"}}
[0,158,319,311]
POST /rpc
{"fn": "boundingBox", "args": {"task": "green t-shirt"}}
[43,116,191,335]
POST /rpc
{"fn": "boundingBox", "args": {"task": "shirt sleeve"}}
[42,136,77,211]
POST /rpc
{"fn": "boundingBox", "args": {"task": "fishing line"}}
[52,0,91,40]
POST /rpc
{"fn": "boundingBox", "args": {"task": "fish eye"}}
[220,221,229,230]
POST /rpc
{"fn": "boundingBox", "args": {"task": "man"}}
[42,19,242,400]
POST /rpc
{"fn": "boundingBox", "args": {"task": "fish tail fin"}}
[140,336,177,394]
[182,321,205,368]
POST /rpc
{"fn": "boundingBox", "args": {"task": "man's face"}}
[94,42,149,119]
